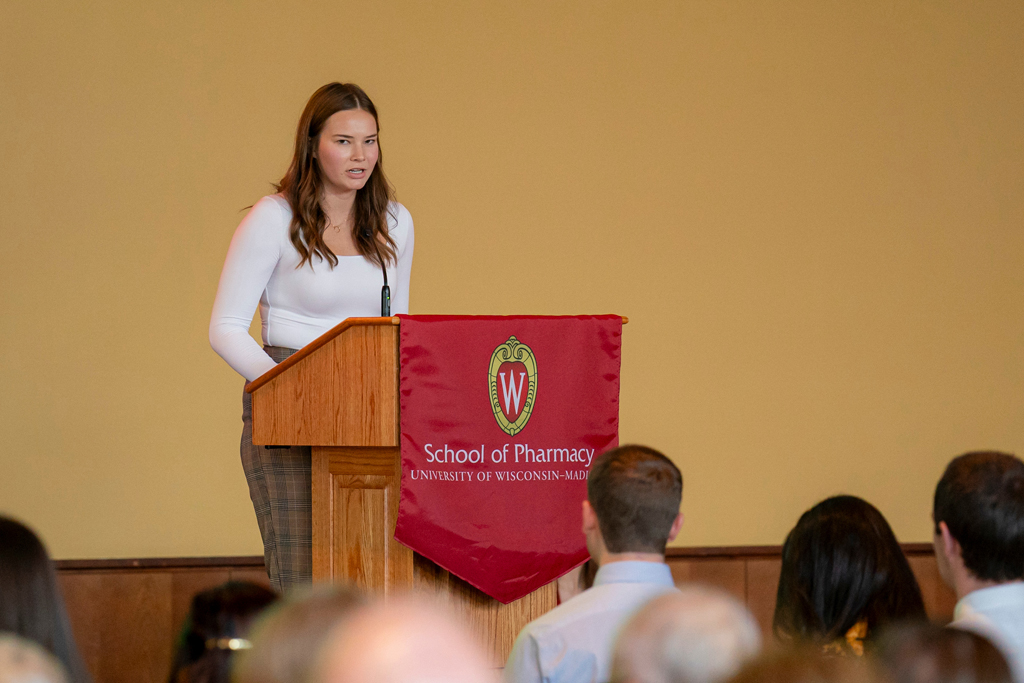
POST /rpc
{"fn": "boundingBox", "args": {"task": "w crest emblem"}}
[488,336,538,436]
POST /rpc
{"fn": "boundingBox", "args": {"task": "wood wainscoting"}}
[56,557,271,683]
[55,545,957,683]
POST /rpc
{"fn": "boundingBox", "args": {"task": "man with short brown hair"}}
[933,451,1024,683]
[504,444,684,683]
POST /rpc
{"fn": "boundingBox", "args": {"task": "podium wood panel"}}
[312,447,413,594]
[250,321,399,447]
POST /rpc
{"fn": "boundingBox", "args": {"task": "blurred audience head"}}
[232,584,364,683]
[309,595,496,683]
[773,495,926,653]
[586,445,683,558]
[932,451,1024,593]
[0,516,90,682]
[612,585,761,683]
[874,623,1013,683]
[0,634,68,683]
[728,648,877,683]
[167,581,276,683]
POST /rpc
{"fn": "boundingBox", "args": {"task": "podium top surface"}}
[246,316,397,393]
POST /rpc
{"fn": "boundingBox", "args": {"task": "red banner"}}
[394,315,622,603]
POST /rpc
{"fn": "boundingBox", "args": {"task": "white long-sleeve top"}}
[209,194,414,381]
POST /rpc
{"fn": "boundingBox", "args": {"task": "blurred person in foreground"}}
[504,444,684,683]
[611,585,761,683]
[0,634,68,683]
[232,584,364,683]
[308,596,496,683]
[773,495,926,655]
[0,517,90,682]
[728,647,877,683]
[167,581,277,683]
[874,622,1013,683]
[933,451,1024,682]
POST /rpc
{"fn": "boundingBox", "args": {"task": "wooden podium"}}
[245,317,555,663]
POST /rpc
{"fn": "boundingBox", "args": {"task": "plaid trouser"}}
[240,346,312,593]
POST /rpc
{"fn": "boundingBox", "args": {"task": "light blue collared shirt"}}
[504,561,678,683]
[953,582,1024,683]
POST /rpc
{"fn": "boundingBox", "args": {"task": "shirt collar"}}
[593,561,675,587]
[955,582,1024,619]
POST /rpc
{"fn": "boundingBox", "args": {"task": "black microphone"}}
[381,263,391,317]
[366,226,391,317]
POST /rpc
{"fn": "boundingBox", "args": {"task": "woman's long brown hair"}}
[276,83,397,269]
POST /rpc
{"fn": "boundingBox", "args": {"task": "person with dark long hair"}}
[0,516,91,682]
[167,581,277,683]
[209,83,414,591]
[773,495,927,655]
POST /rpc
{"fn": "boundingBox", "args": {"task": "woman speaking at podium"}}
[209,83,414,591]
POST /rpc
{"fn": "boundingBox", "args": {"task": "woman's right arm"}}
[209,197,286,382]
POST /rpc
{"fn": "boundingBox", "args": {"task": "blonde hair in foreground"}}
[307,595,497,683]
[612,586,761,683]
[0,634,68,683]
[232,585,365,683]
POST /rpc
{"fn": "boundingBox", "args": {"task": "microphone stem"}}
[381,263,391,316]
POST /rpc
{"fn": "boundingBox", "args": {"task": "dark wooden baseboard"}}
[54,556,266,570]
[664,542,936,559]
[55,541,935,566]
[54,545,955,683]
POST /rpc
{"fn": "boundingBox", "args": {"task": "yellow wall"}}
[1,1,1022,558]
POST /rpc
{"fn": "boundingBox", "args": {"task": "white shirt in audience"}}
[504,561,677,683]
[952,582,1024,683]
